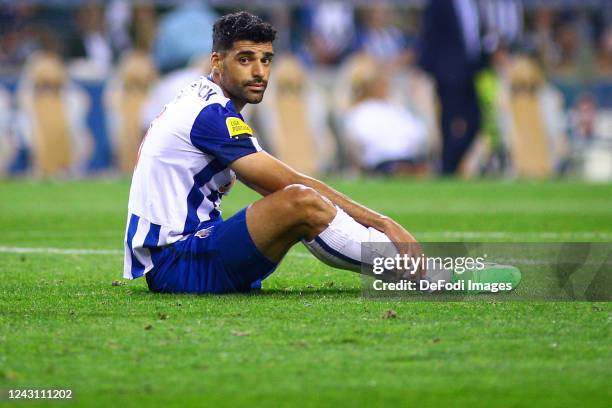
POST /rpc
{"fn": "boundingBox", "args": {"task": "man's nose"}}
[252,61,264,78]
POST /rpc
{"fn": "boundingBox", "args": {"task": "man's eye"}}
[239,57,249,64]
[262,58,272,65]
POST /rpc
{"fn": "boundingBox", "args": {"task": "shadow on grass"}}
[257,287,361,297]
[127,286,362,298]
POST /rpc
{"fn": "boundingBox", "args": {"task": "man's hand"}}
[219,173,236,194]
[379,217,425,279]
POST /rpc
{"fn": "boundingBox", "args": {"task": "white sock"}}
[302,207,393,272]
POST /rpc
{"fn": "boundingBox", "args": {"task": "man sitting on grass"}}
[124,11,518,294]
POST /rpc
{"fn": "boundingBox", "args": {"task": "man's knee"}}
[282,184,335,228]
[283,184,329,209]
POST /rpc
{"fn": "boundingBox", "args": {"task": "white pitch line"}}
[0,245,314,258]
[0,246,122,255]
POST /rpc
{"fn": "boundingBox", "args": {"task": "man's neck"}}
[211,74,245,112]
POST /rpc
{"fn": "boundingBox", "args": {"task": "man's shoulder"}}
[191,101,253,144]
[160,78,234,132]
[188,81,245,135]
[172,76,231,112]
[166,77,257,158]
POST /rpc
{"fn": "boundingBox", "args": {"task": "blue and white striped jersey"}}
[124,76,261,279]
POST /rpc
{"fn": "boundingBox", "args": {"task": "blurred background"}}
[0,0,610,181]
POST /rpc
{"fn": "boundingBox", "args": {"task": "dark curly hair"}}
[212,11,277,52]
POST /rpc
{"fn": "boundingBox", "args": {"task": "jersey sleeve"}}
[189,103,262,166]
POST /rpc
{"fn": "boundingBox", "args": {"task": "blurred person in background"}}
[152,1,216,74]
[467,46,509,176]
[419,0,486,175]
[566,93,612,181]
[105,0,133,57]
[103,0,157,57]
[466,0,523,176]
[479,0,523,53]
[298,1,356,66]
[570,93,599,145]
[354,3,414,70]
[420,0,525,175]
[343,54,428,176]
[69,3,113,75]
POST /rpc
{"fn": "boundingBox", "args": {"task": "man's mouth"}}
[246,81,266,91]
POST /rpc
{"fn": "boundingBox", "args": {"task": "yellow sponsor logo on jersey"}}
[226,117,253,138]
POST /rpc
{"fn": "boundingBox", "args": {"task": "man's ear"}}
[211,52,223,76]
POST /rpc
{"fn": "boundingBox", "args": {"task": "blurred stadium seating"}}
[0,0,610,179]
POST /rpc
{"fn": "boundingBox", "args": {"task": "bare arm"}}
[230,151,419,245]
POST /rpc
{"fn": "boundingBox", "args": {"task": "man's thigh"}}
[245,185,336,262]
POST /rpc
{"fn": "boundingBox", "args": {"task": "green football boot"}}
[451,263,522,294]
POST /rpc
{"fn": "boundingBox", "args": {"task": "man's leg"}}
[439,82,481,175]
[245,184,337,262]
[245,185,517,291]
[245,184,393,271]
[245,183,463,288]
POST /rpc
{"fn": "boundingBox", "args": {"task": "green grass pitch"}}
[0,179,610,407]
